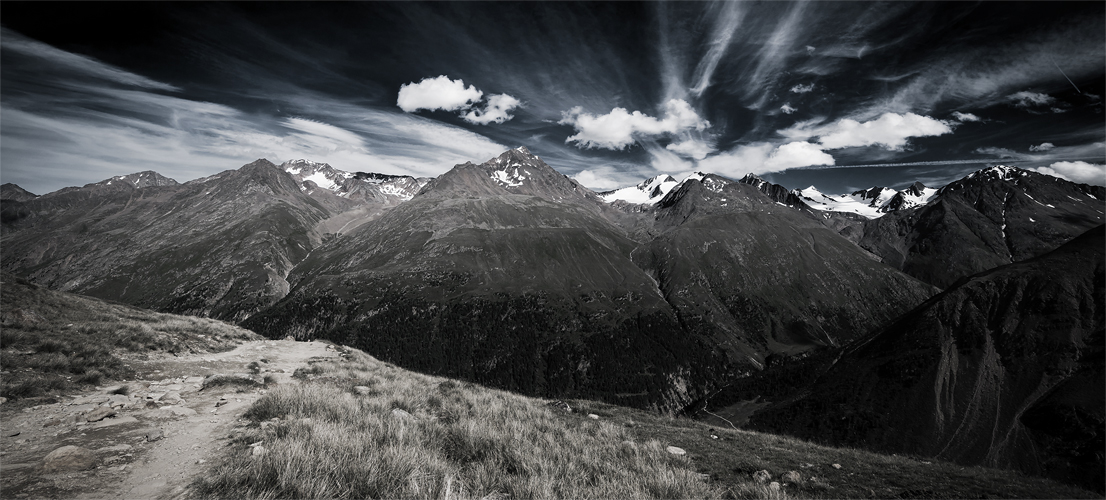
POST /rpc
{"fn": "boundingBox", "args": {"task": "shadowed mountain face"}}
[245,149,937,411]
[0,160,330,322]
[748,225,1105,493]
[857,166,1105,289]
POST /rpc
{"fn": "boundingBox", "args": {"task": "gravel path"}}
[0,339,336,499]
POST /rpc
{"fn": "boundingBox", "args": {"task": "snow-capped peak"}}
[795,183,935,219]
[967,165,1026,182]
[600,174,679,205]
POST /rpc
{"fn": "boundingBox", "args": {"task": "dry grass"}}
[193,345,1097,500]
[0,272,260,400]
[192,350,739,499]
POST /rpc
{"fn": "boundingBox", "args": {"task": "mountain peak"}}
[1,183,39,201]
[600,174,679,205]
[98,171,179,189]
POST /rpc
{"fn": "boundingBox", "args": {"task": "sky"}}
[2,1,1104,196]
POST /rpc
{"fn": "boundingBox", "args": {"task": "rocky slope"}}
[0,160,330,322]
[857,166,1105,288]
[746,224,1105,493]
[245,148,936,412]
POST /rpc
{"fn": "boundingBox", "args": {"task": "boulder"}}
[781,471,802,484]
[665,446,686,456]
[85,407,116,422]
[752,470,771,484]
[587,414,599,420]
[161,392,182,403]
[43,445,97,472]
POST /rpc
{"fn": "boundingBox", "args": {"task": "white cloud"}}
[1036,161,1106,186]
[571,166,652,191]
[790,83,815,94]
[805,46,816,55]
[665,139,715,160]
[1007,91,1056,109]
[952,111,981,122]
[396,75,483,113]
[1050,107,1068,114]
[462,94,521,125]
[780,103,797,114]
[560,99,711,150]
[1029,142,1055,152]
[695,141,833,178]
[813,113,953,150]
[764,141,835,170]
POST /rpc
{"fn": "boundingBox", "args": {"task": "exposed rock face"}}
[748,225,1105,493]
[857,166,1105,289]
[1,183,38,202]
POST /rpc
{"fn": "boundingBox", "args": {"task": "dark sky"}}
[2,1,1103,195]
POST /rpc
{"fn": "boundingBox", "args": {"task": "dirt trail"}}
[0,339,336,500]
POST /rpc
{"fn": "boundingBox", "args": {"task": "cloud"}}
[783,112,953,150]
[560,99,710,150]
[780,103,798,114]
[1007,90,1056,109]
[1035,161,1106,186]
[973,146,1020,158]
[1,28,180,92]
[462,94,521,125]
[696,141,833,178]
[790,83,815,94]
[1029,142,1055,152]
[952,111,981,122]
[689,1,747,96]
[765,141,835,170]
[572,165,656,191]
[396,75,483,113]
[666,139,715,160]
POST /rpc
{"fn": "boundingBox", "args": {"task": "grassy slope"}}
[0,272,261,401]
[193,345,1095,500]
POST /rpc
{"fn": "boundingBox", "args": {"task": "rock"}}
[109,395,130,407]
[665,446,686,456]
[164,384,183,391]
[352,386,372,395]
[6,430,20,437]
[145,429,164,442]
[90,396,110,404]
[781,471,802,484]
[96,444,133,453]
[0,397,7,405]
[391,408,414,420]
[170,407,198,417]
[43,445,97,472]
[183,376,204,384]
[752,470,772,484]
[102,385,125,394]
[546,400,572,413]
[161,392,182,403]
[90,416,139,428]
[85,407,116,422]
[215,400,228,407]
[587,414,599,420]
[146,393,166,402]
[832,463,842,469]
[769,482,781,492]
[284,336,295,341]
[251,445,267,457]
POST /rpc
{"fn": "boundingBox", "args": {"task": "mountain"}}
[246,149,936,412]
[1,160,331,322]
[637,173,936,364]
[244,147,723,411]
[599,174,679,205]
[793,183,937,219]
[279,159,429,235]
[1,183,38,202]
[745,224,1105,493]
[857,166,1106,288]
[736,173,813,209]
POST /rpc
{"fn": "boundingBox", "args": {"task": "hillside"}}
[856,166,1105,288]
[0,271,261,400]
[743,225,1105,493]
[190,343,1097,499]
[245,149,935,413]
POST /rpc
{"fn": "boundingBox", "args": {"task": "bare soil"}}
[0,339,336,499]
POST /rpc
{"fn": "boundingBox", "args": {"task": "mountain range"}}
[2,147,1102,490]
